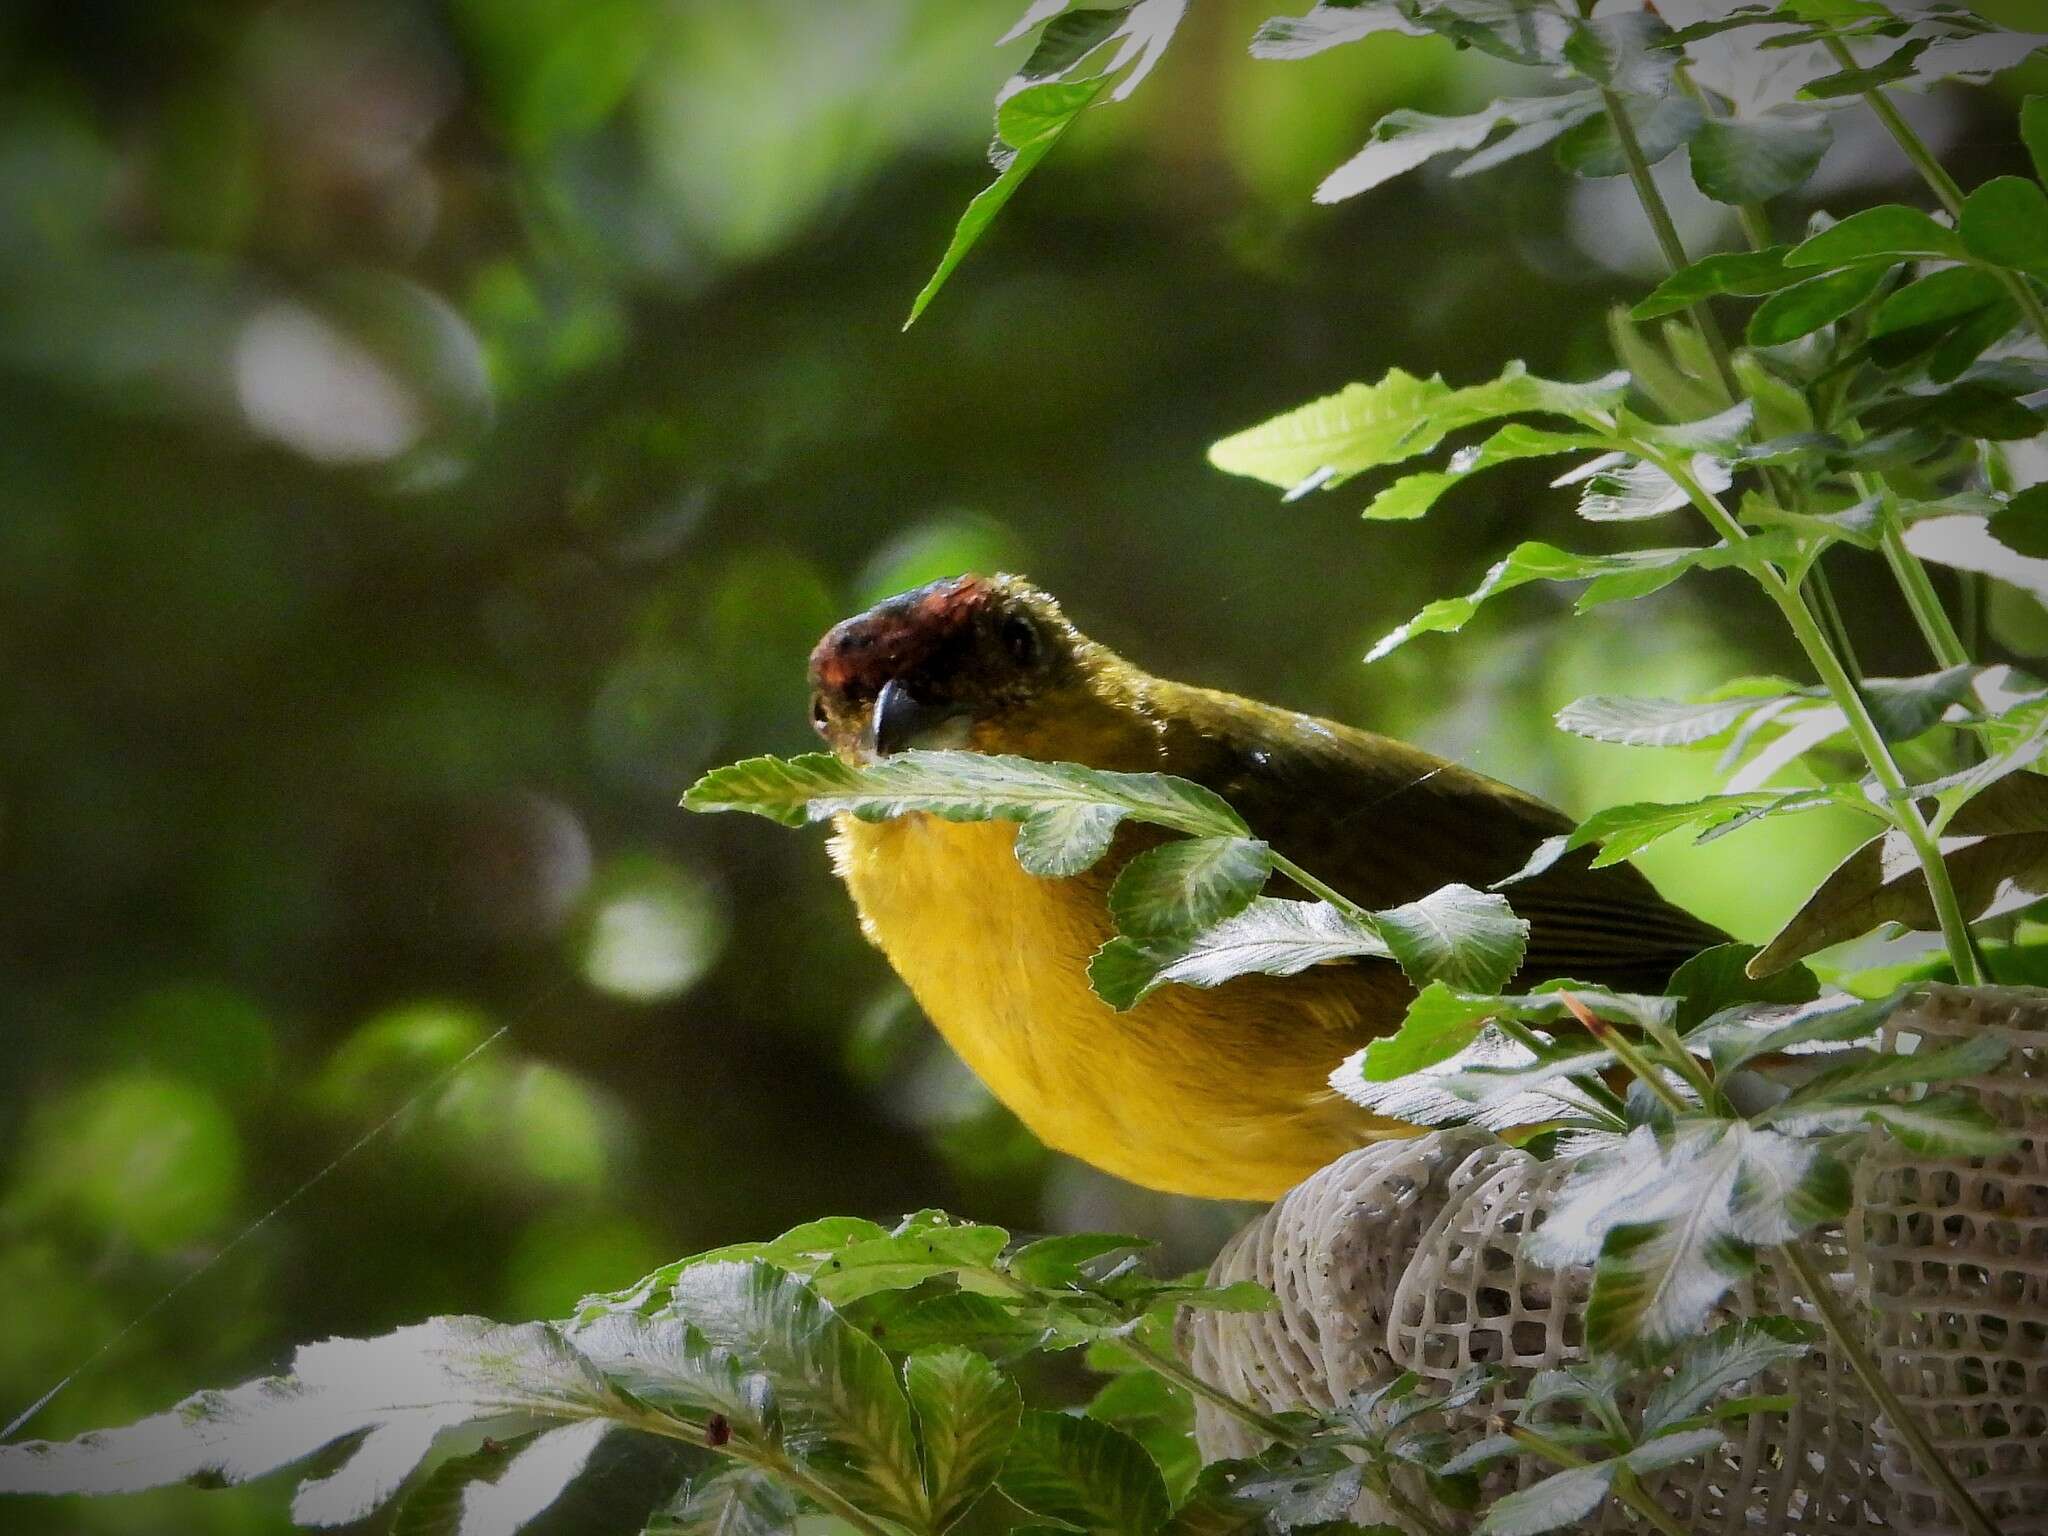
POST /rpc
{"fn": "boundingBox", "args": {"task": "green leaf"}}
[651,1468,798,1536]
[906,1348,1021,1532]
[1565,788,1855,869]
[1015,802,1128,877]
[666,1262,929,1529]
[684,750,1246,862]
[1689,108,1832,204]
[1361,423,1605,520]
[1767,1032,2012,1116]
[1632,247,1798,320]
[1250,3,1428,61]
[1752,826,2048,974]
[1688,988,1904,1076]
[1870,264,2008,342]
[1555,694,1782,749]
[386,1423,617,1536]
[1375,882,1528,994]
[1085,1372,1197,1504]
[1474,1463,1617,1536]
[2025,95,2048,188]
[1862,1094,2017,1158]
[1799,36,1929,99]
[1365,540,1754,661]
[1620,1426,1725,1473]
[1990,485,2048,559]
[1556,94,1704,178]
[1861,665,1977,743]
[1108,836,1272,941]
[1315,93,1602,204]
[1006,1233,1151,1286]
[1641,1318,1816,1434]
[1087,896,1388,1010]
[869,1292,1044,1355]
[1747,263,1890,345]
[1961,175,2048,272]
[999,1409,1172,1534]
[1786,205,1965,267]
[905,77,1108,328]
[0,1319,627,1524]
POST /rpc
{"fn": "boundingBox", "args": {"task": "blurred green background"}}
[1,1,2039,1530]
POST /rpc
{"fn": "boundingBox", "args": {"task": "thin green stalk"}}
[1778,1239,2002,1536]
[1656,456,1983,983]
[1559,992,1695,1114]
[1118,1334,1314,1451]
[1493,1014,1631,1124]
[1503,1425,1690,1536]
[1822,32,2048,352]
[1875,493,1971,669]
[1270,854,1380,933]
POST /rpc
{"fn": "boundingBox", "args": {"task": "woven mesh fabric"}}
[1177,984,2048,1533]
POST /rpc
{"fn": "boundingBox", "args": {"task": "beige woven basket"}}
[1178,984,2048,1533]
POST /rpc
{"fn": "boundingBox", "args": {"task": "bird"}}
[807,573,1723,1200]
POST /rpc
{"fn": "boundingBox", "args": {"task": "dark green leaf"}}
[1085,1373,1197,1504]
[651,1467,798,1536]
[1374,882,1529,994]
[998,1410,1171,1534]
[1870,264,2007,344]
[1689,109,1832,204]
[1747,263,1890,345]
[1861,665,1977,743]
[1992,487,2048,561]
[1786,204,1965,267]
[1473,1463,1616,1536]
[2025,95,2048,188]
[1961,175,2048,272]
[1005,1232,1151,1286]
[905,77,1108,328]
[906,1348,1021,1532]
[1632,247,1799,319]
[1799,37,1929,99]
[1107,836,1272,941]
[1555,95,1704,178]
[1865,383,2042,441]
[1641,1318,1816,1434]
[1666,943,1818,1031]
[1086,896,1388,1010]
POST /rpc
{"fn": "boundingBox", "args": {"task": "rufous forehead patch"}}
[810,575,992,699]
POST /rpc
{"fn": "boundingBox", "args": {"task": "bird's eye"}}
[810,694,830,736]
[1000,614,1040,666]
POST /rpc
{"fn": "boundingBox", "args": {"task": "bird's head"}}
[809,574,1136,763]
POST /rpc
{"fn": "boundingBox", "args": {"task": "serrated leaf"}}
[1366,540,1751,661]
[1555,694,1780,748]
[684,751,1246,860]
[1689,988,1906,1076]
[1633,247,1799,319]
[1690,108,1832,203]
[1250,3,1429,60]
[1474,1463,1617,1536]
[1747,262,1890,345]
[906,1348,1021,1532]
[1087,896,1388,1010]
[1571,457,1691,520]
[1861,665,1977,743]
[1621,1426,1725,1473]
[905,76,1108,328]
[1375,882,1528,993]
[999,1409,1171,1534]
[1085,1372,1197,1504]
[651,1468,796,1536]
[1362,423,1605,520]
[1961,175,2048,272]
[1990,485,2048,560]
[1587,1220,1758,1353]
[0,1320,625,1524]
[1752,826,2048,974]
[1315,93,1602,204]
[1338,1020,1621,1132]
[665,1263,928,1529]
[1108,836,1272,941]
[1641,1318,1815,1434]
[1015,802,1127,877]
[1787,204,1965,268]
[1863,1094,2017,1158]
[1766,1031,2012,1118]
[1566,788,1856,869]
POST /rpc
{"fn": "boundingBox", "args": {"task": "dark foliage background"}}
[1,1,2038,1528]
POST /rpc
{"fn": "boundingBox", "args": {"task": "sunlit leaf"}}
[1374,882,1528,994]
[1315,93,1603,204]
[1250,2,1429,60]
[1474,1463,1616,1536]
[1361,424,1606,521]
[1087,896,1388,1010]
[1555,694,1784,749]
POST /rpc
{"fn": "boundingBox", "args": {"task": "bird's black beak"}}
[869,678,969,756]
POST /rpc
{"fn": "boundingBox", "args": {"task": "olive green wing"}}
[1154,682,1725,993]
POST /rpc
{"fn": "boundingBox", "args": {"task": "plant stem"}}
[1493,1015,1631,1125]
[1504,1425,1690,1536]
[1596,86,1740,403]
[1778,1239,2002,1536]
[1874,491,1971,669]
[1559,992,1693,1114]
[1118,1334,1314,1451]
[1820,32,2048,352]
[1655,456,1982,982]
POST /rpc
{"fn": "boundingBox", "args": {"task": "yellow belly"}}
[831,814,1412,1200]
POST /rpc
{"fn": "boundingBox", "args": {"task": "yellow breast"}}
[830,814,1411,1199]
